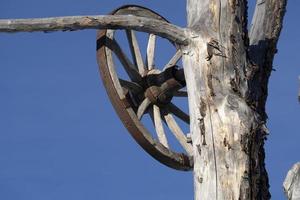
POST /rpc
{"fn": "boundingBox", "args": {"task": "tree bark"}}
[183,0,287,199]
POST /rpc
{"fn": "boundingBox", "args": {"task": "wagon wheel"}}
[96,5,193,171]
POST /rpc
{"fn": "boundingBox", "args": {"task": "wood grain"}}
[153,105,169,148]
[164,113,193,156]
[126,30,146,75]
[0,15,189,45]
[146,34,156,70]
[184,0,286,199]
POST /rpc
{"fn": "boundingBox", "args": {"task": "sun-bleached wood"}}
[164,113,193,156]
[283,162,300,200]
[250,0,287,57]
[247,0,287,111]
[184,0,287,199]
[163,49,182,70]
[153,105,169,148]
[1,1,289,198]
[126,30,146,75]
[167,103,189,124]
[0,15,189,45]
[146,34,156,70]
[137,98,151,120]
[98,8,193,171]
[106,38,141,82]
[105,30,127,99]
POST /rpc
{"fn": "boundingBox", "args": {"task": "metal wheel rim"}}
[96,5,193,171]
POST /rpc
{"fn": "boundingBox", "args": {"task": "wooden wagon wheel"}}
[96,5,193,171]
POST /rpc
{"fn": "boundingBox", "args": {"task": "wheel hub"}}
[142,66,185,106]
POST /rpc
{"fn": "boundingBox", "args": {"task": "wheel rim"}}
[96,5,193,171]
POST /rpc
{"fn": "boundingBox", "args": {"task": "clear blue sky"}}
[0,1,299,199]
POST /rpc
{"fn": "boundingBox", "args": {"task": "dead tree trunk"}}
[183,0,287,199]
[0,0,288,199]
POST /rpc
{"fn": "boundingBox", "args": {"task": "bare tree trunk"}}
[0,0,288,199]
[183,0,287,199]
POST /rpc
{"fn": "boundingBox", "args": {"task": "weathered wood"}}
[104,30,126,99]
[97,6,193,170]
[137,98,151,120]
[104,36,141,82]
[0,15,189,45]
[126,30,146,75]
[184,0,250,198]
[250,0,287,59]
[0,2,290,198]
[164,113,193,156]
[167,103,189,124]
[283,162,300,200]
[153,105,169,148]
[146,34,156,70]
[248,0,288,114]
[184,0,287,199]
[163,49,182,70]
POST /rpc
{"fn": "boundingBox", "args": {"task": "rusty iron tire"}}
[96,5,193,171]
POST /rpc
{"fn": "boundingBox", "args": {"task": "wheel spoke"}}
[167,103,190,124]
[163,49,182,71]
[153,105,169,148]
[146,34,156,70]
[119,78,143,93]
[164,113,193,156]
[105,37,141,82]
[103,30,127,98]
[137,98,151,120]
[126,30,146,75]
[96,6,193,170]
[173,90,188,97]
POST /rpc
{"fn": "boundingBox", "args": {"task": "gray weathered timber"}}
[164,113,193,156]
[0,15,188,45]
[284,162,300,200]
[163,50,182,70]
[137,98,151,120]
[153,105,169,148]
[248,0,287,115]
[0,1,290,199]
[146,34,156,70]
[126,30,146,75]
[183,0,287,199]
